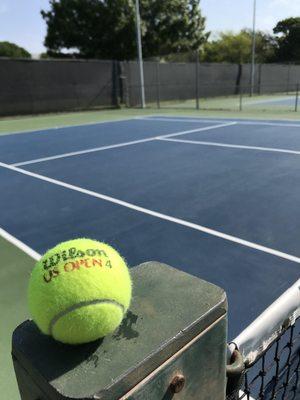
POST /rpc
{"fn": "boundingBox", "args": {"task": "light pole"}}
[250,0,257,96]
[135,0,146,108]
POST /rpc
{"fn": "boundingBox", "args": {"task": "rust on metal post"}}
[170,374,185,393]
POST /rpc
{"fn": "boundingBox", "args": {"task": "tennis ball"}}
[28,238,132,345]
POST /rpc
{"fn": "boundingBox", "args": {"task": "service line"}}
[0,161,300,266]
[12,122,235,167]
[138,116,300,128]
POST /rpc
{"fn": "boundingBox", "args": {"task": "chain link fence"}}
[0,58,121,116]
[0,58,300,116]
[124,61,300,113]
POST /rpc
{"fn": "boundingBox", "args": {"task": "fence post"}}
[258,64,262,95]
[239,86,243,112]
[156,62,161,109]
[112,60,121,108]
[295,83,299,112]
[286,63,291,94]
[123,61,131,107]
[195,53,200,110]
[118,61,125,106]
[235,64,242,95]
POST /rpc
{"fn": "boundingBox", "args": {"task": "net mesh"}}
[227,318,300,400]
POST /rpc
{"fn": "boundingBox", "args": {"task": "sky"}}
[0,0,299,56]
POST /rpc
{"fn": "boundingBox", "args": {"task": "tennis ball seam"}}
[49,299,125,336]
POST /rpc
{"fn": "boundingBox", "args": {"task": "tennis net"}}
[227,280,300,400]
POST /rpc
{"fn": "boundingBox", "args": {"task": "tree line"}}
[0,0,299,64]
[201,20,300,64]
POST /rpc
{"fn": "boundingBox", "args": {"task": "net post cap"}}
[12,261,227,400]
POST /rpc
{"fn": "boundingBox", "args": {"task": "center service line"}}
[159,137,300,156]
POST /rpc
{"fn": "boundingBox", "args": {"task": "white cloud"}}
[256,0,300,33]
[269,0,300,15]
[257,15,277,32]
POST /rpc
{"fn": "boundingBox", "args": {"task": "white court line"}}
[158,122,236,139]
[0,227,40,260]
[13,137,159,167]
[12,122,235,167]
[1,161,300,265]
[240,392,255,400]
[138,116,300,128]
[159,137,300,156]
[139,116,234,124]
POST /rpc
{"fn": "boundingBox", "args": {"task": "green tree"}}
[201,30,276,63]
[273,17,300,62]
[41,0,208,60]
[255,31,277,63]
[163,51,199,62]
[0,41,31,58]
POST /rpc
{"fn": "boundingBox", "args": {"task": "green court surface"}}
[1,106,300,136]
[0,109,141,135]
[0,237,35,400]
[153,92,299,114]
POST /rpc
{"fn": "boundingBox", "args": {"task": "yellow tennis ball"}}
[28,238,132,345]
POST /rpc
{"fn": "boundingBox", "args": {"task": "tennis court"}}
[243,93,299,110]
[1,112,300,398]
[156,91,300,113]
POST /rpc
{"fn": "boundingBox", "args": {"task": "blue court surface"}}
[1,115,300,340]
